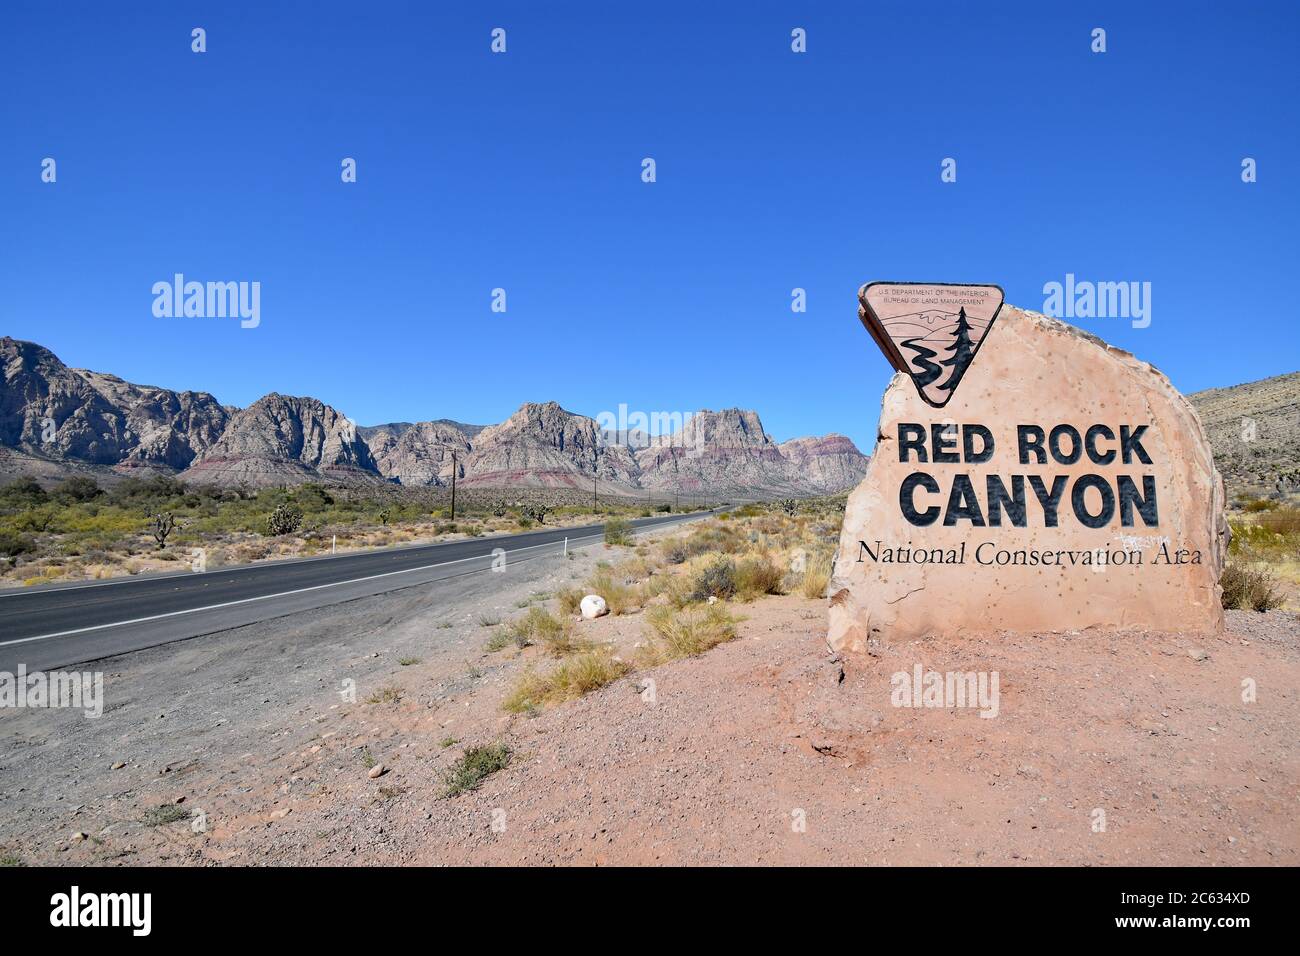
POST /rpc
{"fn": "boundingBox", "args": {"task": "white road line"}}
[0,532,607,649]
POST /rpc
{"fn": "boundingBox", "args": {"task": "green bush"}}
[1220,563,1284,612]
[442,743,512,797]
[691,556,737,602]
[604,516,634,546]
[0,530,37,557]
[0,477,47,507]
[52,476,103,503]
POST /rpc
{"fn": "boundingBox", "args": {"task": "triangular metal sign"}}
[859,281,1004,408]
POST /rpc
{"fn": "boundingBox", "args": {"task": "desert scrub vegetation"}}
[690,555,737,601]
[503,647,631,713]
[140,804,191,827]
[1225,501,1299,607]
[442,743,512,797]
[365,685,402,704]
[1220,562,1284,611]
[799,552,834,599]
[489,606,583,656]
[603,516,634,546]
[638,603,738,665]
[497,497,844,714]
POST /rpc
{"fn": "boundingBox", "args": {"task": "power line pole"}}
[449,450,457,521]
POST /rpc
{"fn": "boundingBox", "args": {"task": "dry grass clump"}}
[638,603,738,665]
[556,586,585,615]
[799,552,833,599]
[1220,562,1284,611]
[735,553,784,600]
[490,606,582,656]
[584,569,640,614]
[503,647,631,712]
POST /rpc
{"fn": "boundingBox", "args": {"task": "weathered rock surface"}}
[1,336,228,470]
[182,393,379,486]
[827,304,1228,654]
[360,420,476,487]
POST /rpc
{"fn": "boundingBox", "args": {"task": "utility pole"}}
[449,450,457,521]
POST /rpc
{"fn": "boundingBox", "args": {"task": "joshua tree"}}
[151,511,178,549]
[780,498,798,516]
[492,500,508,518]
[378,507,391,526]
[524,503,550,525]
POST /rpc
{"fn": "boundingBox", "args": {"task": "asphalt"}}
[0,510,717,672]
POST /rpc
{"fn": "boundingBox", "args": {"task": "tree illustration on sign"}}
[937,307,975,393]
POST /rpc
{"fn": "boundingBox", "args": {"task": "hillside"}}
[1188,370,1300,499]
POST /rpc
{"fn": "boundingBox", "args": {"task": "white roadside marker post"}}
[564,537,568,557]
[332,534,336,554]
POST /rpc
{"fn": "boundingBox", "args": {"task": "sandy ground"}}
[2,535,1297,866]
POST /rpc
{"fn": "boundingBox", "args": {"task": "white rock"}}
[580,595,609,619]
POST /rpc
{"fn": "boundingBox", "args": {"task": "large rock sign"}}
[827,295,1228,654]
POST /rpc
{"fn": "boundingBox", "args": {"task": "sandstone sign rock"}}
[827,295,1228,655]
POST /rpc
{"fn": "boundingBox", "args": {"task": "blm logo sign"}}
[860,282,1004,408]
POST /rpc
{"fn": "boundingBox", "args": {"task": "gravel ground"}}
[2,542,1297,866]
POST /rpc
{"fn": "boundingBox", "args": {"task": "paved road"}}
[0,510,717,672]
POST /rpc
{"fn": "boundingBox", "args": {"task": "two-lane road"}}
[0,510,718,672]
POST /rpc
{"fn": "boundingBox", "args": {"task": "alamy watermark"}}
[1,664,103,718]
[1042,274,1150,328]
[152,274,260,328]
[890,664,999,718]
[596,404,694,449]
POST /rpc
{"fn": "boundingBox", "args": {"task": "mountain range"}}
[0,336,869,498]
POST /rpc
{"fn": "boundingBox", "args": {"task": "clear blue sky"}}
[2,1,1297,453]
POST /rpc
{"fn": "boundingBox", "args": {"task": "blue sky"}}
[2,1,1297,453]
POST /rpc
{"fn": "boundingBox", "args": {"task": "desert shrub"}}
[442,743,512,797]
[0,530,37,558]
[639,603,738,664]
[502,649,630,713]
[52,476,102,503]
[800,552,833,599]
[690,556,736,602]
[1243,498,1278,513]
[604,516,634,546]
[366,686,402,704]
[507,606,579,656]
[295,483,334,509]
[584,570,638,614]
[660,538,689,565]
[140,804,191,827]
[736,553,784,600]
[1256,507,1300,536]
[556,586,585,615]
[0,477,48,507]
[484,630,513,652]
[266,503,304,536]
[1220,563,1284,612]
